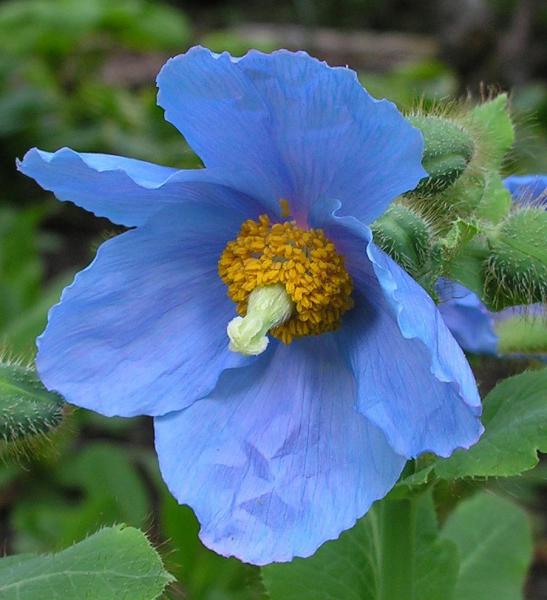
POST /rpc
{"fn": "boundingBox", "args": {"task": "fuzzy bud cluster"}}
[372,93,545,318]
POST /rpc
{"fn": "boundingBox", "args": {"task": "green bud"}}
[0,360,65,446]
[485,208,547,309]
[371,204,432,277]
[408,115,475,196]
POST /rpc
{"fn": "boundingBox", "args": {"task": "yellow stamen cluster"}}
[218,214,354,344]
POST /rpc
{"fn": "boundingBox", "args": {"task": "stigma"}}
[218,214,354,355]
[227,284,294,355]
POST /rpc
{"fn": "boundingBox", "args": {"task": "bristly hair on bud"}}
[371,204,433,282]
[405,93,515,230]
[484,206,547,310]
[0,352,69,463]
[406,114,475,197]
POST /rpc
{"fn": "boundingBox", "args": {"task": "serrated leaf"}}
[262,493,459,600]
[0,525,174,600]
[392,464,435,498]
[0,554,35,573]
[0,362,64,443]
[441,493,533,600]
[436,369,547,479]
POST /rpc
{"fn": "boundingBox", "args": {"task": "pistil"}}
[227,284,294,355]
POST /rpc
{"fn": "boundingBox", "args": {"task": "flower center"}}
[218,214,354,355]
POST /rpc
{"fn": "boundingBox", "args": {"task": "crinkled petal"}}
[504,174,547,207]
[321,210,482,458]
[154,336,406,565]
[436,280,498,355]
[157,46,426,224]
[17,147,262,227]
[37,198,261,417]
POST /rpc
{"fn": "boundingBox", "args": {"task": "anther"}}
[218,214,353,351]
[279,198,291,219]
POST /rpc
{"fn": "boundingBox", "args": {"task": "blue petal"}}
[504,174,547,207]
[436,280,498,355]
[37,198,260,417]
[321,211,482,459]
[17,147,261,227]
[154,336,406,565]
[157,46,426,224]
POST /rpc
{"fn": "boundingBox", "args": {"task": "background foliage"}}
[0,0,545,598]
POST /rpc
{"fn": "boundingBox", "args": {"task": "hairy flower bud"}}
[371,204,432,277]
[485,208,547,309]
[407,115,474,196]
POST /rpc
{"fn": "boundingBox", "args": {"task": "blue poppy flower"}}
[17,47,482,565]
[438,174,546,357]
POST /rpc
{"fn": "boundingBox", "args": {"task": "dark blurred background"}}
[0,1,546,599]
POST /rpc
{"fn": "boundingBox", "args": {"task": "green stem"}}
[380,497,417,600]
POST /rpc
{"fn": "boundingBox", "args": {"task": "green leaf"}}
[467,94,515,169]
[393,460,435,498]
[436,369,547,479]
[263,505,381,600]
[161,482,258,600]
[0,554,35,573]
[444,237,490,299]
[474,171,512,223]
[0,362,64,444]
[441,493,533,600]
[262,493,459,600]
[414,494,459,600]
[440,218,480,257]
[0,524,174,599]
